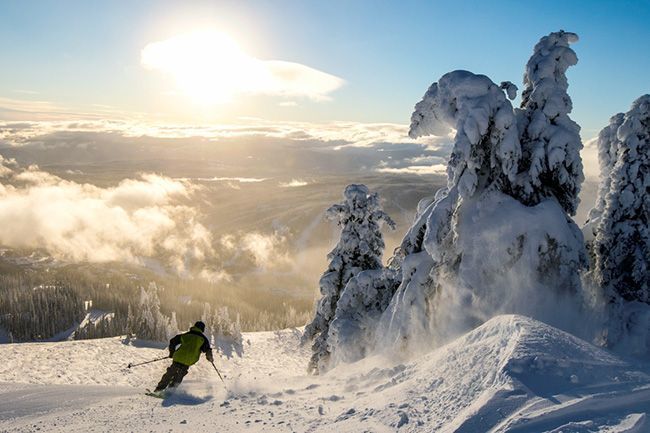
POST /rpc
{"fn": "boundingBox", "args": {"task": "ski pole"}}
[210,360,225,383]
[127,356,169,369]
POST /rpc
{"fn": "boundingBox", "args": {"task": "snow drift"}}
[1,315,649,432]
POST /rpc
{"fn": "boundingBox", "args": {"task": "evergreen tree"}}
[592,113,627,220]
[126,284,170,341]
[327,268,400,364]
[410,70,521,199]
[514,31,584,216]
[201,302,215,345]
[380,70,523,350]
[595,95,650,303]
[583,113,625,261]
[378,32,588,355]
[0,277,84,342]
[303,184,394,373]
[213,306,243,357]
[167,311,179,339]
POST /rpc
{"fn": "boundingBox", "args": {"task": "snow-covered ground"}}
[0,315,649,432]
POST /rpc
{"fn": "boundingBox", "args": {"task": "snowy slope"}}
[0,315,648,432]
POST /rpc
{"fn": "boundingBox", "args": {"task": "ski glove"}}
[206,350,214,363]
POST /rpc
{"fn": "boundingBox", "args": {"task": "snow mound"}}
[0,317,648,432]
[328,315,650,432]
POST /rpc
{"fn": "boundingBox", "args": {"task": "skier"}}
[154,321,214,392]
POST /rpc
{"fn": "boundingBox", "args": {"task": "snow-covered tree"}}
[593,113,626,218]
[213,306,242,340]
[214,306,243,357]
[410,71,521,199]
[327,268,400,365]
[583,113,625,258]
[379,70,524,350]
[201,302,215,344]
[378,186,459,352]
[0,279,84,342]
[514,30,584,216]
[378,33,588,355]
[167,311,179,340]
[126,285,170,342]
[303,184,395,373]
[201,303,243,357]
[595,95,650,304]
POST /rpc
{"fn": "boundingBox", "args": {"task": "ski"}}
[144,389,166,399]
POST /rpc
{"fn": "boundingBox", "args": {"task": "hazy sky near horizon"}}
[1,0,649,138]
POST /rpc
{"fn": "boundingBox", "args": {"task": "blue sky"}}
[1,0,649,138]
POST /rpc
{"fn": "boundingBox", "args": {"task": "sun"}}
[141,30,266,105]
[141,28,344,106]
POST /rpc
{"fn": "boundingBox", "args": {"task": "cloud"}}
[173,177,267,190]
[373,153,449,176]
[68,116,591,182]
[377,164,447,176]
[220,230,292,271]
[0,97,66,121]
[581,136,600,180]
[198,268,232,283]
[279,179,309,187]
[0,117,454,180]
[242,232,290,268]
[205,177,266,183]
[0,117,442,152]
[0,159,214,274]
[141,30,344,103]
[178,176,267,183]
[0,116,457,183]
[13,90,39,95]
[0,155,18,177]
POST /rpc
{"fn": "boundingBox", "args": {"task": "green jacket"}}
[169,326,212,366]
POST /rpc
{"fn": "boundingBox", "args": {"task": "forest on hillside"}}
[0,263,312,343]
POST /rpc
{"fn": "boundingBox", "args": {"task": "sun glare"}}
[142,30,263,104]
[141,29,344,106]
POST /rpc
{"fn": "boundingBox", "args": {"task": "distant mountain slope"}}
[0,315,648,432]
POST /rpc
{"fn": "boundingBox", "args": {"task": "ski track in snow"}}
[0,315,649,432]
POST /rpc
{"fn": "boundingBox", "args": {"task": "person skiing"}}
[154,321,214,392]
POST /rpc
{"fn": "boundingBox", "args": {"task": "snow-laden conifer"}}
[410,70,521,199]
[583,113,625,255]
[303,184,394,373]
[594,113,626,217]
[126,285,170,341]
[515,31,584,216]
[379,71,523,350]
[327,267,400,365]
[595,95,650,304]
[378,35,588,354]
[167,311,179,340]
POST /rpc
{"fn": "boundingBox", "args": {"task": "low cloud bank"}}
[279,179,309,187]
[0,116,598,185]
[0,157,213,274]
[220,229,293,272]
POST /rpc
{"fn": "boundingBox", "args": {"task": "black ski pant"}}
[155,361,189,391]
